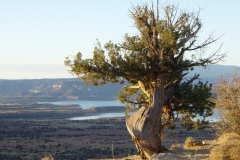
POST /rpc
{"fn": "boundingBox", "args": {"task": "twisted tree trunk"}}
[126,85,164,159]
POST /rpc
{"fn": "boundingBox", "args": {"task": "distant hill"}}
[189,65,239,84]
[0,79,122,102]
[0,65,238,102]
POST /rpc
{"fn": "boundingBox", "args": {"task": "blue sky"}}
[0,0,239,79]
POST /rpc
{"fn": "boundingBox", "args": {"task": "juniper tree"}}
[65,1,225,158]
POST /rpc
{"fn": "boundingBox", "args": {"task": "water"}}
[40,100,124,109]
[69,112,125,120]
[40,100,218,121]
[39,100,126,120]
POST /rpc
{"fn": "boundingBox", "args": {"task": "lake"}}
[40,100,124,109]
[39,100,126,120]
[69,112,125,120]
[40,100,218,121]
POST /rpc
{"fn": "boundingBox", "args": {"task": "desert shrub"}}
[41,155,54,160]
[210,67,240,160]
[210,143,240,160]
[212,69,240,135]
[230,146,240,160]
[184,136,200,149]
[201,140,209,145]
[170,143,181,150]
[210,133,240,160]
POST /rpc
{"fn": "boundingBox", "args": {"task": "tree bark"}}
[126,85,164,159]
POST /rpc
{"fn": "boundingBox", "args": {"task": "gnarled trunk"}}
[126,85,164,159]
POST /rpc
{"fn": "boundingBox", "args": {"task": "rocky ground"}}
[88,120,218,160]
[95,140,215,160]
[0,103,223,160]
[112,133,240,160]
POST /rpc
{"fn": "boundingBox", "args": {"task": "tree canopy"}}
[65,1,225,158]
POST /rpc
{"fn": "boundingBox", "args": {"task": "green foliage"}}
[176,81,215,130]
[176,81,214,116]
[118,83,149,115]
[65,1,224,132]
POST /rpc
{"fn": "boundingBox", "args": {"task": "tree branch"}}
[177,22,201,49]
[181,73,200,88]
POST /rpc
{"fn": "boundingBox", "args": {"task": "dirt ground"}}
[97,120,217,160]
[0,118,218,160]
[0,118,138,160]
[0,103,218,160]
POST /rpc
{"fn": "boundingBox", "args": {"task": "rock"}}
[150,153,178,160]
[170,143,182,150]
[202,140,209,145]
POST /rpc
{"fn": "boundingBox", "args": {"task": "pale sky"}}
[0,0,239,79]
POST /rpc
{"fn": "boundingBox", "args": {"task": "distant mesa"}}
[0,65,238,103]
[84,106,126,113]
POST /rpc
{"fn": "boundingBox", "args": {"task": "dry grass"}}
[170,143,181,150]
[210,133,240,160]
[41,155,54,160]
[184,137,201,149]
